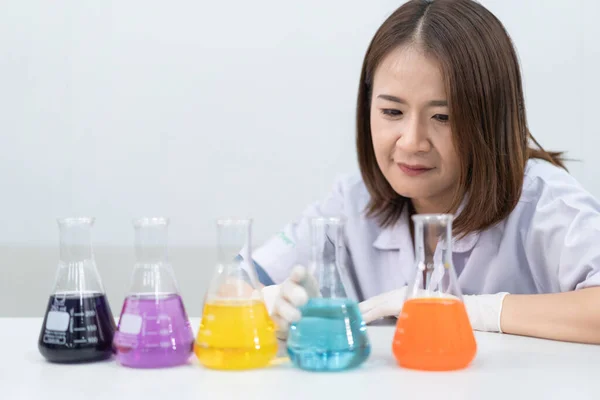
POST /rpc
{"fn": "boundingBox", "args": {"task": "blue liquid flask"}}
[287,217,370,372]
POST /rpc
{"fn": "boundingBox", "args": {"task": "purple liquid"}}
[113,294,193,368]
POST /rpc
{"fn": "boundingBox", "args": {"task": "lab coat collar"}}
[372,198,480,253]
[372,206,412,250]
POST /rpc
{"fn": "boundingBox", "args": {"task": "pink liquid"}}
[113,294,193,368]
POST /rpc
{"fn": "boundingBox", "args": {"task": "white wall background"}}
[1,0,598,315]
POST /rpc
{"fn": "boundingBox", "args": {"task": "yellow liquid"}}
[194,300,278,370]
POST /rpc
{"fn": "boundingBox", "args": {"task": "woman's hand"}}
[359,288,508,333]
[261,265,319,339]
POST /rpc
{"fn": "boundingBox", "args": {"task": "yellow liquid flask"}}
[194,218,277,370]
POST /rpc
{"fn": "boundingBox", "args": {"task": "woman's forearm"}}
[500,287,600,344]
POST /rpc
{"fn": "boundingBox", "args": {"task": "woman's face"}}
[370,45,461,213]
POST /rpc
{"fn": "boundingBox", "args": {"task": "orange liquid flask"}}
[194,218,277,370]
[392,214,476,371]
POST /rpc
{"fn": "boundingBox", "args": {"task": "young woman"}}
[252,0,600,344]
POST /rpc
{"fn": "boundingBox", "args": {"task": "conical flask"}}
[287,217,371,371]
[113,217,194,368]
[38,217,116,363]
[194,218,277,370]
[393,214,476,371]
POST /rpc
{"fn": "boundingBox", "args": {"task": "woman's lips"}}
[397,163,434,176]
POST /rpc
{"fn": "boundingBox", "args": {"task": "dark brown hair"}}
[356,0,565,235]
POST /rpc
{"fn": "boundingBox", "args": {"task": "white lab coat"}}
[253,159,600,301]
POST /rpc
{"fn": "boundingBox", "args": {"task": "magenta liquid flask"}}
[113,217,194,368]
[38,217,116,363]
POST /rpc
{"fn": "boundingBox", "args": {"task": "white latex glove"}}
[358,287,408,323]
[359,288,509,333]
[260,265,319,340]
[463,293,509,333]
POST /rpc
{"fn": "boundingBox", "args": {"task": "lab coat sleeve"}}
[524,175,600,292]
[252,176,348,285]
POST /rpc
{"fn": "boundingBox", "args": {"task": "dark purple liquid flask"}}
[38,217,116,363]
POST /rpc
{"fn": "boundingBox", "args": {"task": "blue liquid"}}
[287,298,370,372]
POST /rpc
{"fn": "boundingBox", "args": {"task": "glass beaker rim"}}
[411,214,453,223]
[133,217,170,227]
[57,217,95,226]
[216,217,253,226]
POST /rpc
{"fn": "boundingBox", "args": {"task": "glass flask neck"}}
[413,214,454,266]
[205,218,260,301]
[217,218,252,263]
[58,217,94,263]
[409,214,462,299]
[128,218,179,296]
[134,217,169,264]
[310,217,348,299]
[54,217,105,295]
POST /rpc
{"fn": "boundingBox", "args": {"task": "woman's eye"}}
[381,109,402,117]
[433,114,449,123]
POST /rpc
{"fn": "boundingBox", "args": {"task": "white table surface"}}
[2,317,598,400]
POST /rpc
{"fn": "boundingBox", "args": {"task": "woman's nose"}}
[395,117,431,153]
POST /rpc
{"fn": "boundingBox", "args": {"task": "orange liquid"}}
[392,298,476,371]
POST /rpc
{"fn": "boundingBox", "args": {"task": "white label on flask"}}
[119,314,143,335]
[45,311,70,331]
